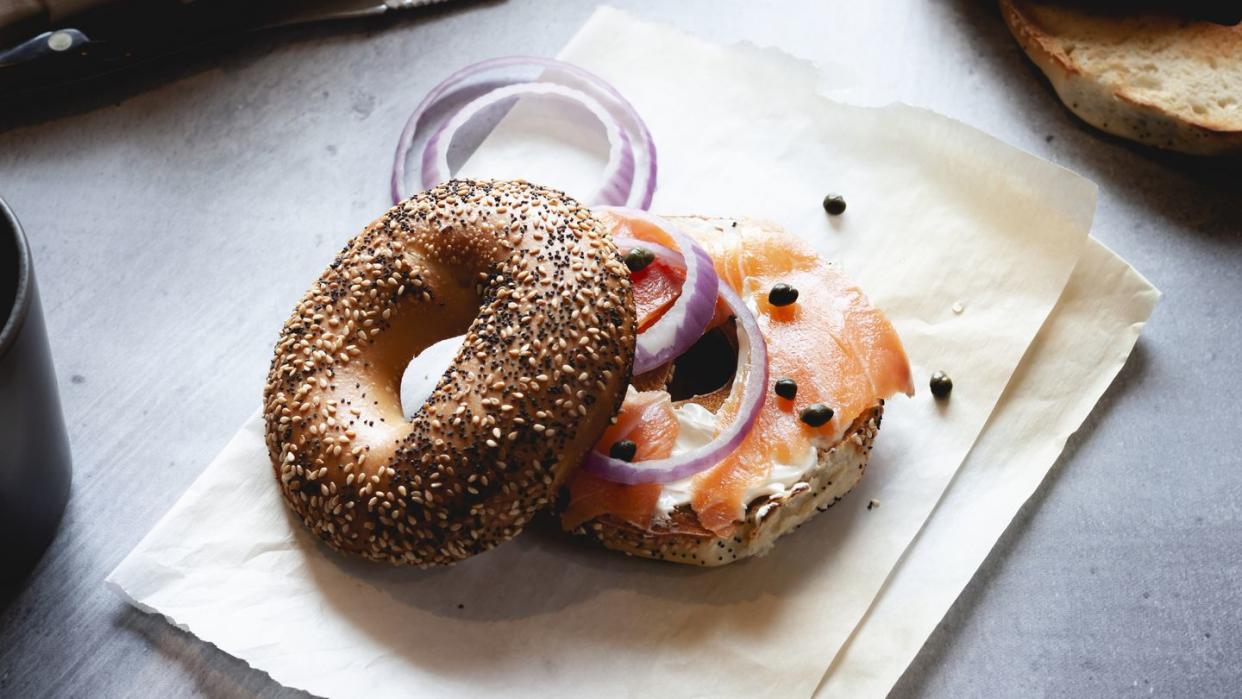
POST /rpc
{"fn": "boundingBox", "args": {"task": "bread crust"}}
[566,405,883,566]
[1000,0,1242,156]
[264,180,636,566]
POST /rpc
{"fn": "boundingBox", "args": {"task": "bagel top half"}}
[263,179,636,567]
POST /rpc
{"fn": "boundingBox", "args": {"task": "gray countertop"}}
[1,1,1239,697]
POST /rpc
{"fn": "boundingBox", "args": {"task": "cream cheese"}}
[654,402,820,514]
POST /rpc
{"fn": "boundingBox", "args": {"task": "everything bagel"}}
[263,180,636,566]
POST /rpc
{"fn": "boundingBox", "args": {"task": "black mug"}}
[0,197,71,580]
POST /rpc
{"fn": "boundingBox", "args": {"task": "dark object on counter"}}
[822,193,847,216]
[0,0,443,98]
[930,370,953,400]
[1039,1,1240,26]
[0,197,71,580]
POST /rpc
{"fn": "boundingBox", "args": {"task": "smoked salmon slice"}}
[561,390,678,529]
[690,222,912,534]
[697,224,913,401]
[605,210,687,331]
[567,213,912,538]
[631,261,684,332]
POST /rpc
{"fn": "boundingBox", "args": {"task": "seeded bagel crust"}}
[264,180,636,567]
[568,404,883,566]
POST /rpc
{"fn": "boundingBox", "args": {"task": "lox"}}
[562,209,913,566]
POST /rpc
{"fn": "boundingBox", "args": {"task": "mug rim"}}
[0,197,32,363]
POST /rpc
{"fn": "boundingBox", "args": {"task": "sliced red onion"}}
[600,207,718,375]
[391,56,657,209]
[420,82,635,207]
[581,282,768,485]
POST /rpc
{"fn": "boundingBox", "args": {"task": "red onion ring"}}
[600,208,719,375]
[420,83,636,207]
[391,56,657,209]
[580,281,768,485]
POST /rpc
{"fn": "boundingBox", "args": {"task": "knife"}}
[0,0,447,97]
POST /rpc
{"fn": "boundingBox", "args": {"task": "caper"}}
[822,193,847,216]
[799,403,834,427]
[774,378,798,400]
[930,371,953,399]
[609,439,638,462]
[768,283,799,307]
[623,247,655,272]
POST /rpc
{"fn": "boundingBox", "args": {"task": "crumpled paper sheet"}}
[106,7,1156,699]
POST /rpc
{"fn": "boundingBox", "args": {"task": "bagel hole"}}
[400,334,466,421]
[666,320,739,403]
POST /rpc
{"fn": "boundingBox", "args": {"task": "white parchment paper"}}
[818,238,1160,697]
[107,8,1154,699]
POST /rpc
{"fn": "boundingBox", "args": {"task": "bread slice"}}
[566,404,883,567]
[1000,0,1242,156]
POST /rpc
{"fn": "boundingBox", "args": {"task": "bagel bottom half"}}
[563,405,882,567]
[559,211,901,566]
